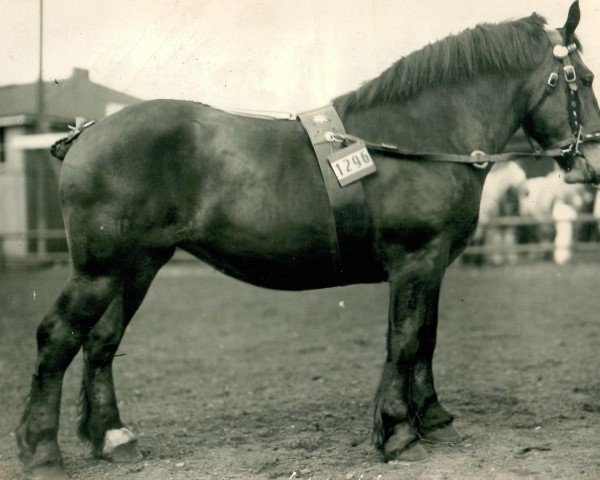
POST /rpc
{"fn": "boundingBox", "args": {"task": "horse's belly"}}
[180,236,342,290]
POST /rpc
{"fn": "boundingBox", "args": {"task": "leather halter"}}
[524,29,600,184]
[326,30,600,181]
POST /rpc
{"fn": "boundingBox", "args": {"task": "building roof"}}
[0,68,141,126]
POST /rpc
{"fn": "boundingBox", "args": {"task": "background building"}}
[0,68,140,258]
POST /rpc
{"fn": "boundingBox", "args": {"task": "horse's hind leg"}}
[78,249,174,462]
[16,273,118,480]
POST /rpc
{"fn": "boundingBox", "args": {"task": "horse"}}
[518,170,595,263]
[16,3,600,479]
[470,162,527,264]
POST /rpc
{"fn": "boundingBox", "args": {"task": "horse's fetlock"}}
[15,421,31,458]
[419,401,454,430]
[16,424,62,470]
[381,398,409,421]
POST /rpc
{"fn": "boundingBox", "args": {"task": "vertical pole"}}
[36,152,48,257]
[36,0,47,257]
[37,0,44,132]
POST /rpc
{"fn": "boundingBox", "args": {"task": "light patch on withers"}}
[102,428,137,457]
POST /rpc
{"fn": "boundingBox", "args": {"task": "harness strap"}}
[328,132,566,165]
[298,106,382,284]
[364,143,566,164]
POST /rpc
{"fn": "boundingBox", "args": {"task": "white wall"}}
[0,126,28,256]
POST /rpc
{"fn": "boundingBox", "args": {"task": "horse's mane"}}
[334,14,548,114]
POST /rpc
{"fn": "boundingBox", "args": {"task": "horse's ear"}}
[563,1,580,42]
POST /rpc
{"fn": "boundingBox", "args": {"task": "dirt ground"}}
[1,260,599,480]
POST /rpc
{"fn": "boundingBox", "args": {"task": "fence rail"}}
[1,214,600,270]
[464,241,600,255]
[1,229,68,240]
[476,213,600,227]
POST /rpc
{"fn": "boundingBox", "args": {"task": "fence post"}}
[552,202,576,265]
[36,154,48,257]
[0,235,5,272]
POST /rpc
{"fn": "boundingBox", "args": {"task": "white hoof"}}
[102,427,137,458]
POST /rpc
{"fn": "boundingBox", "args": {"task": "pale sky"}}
[1,0,599,112]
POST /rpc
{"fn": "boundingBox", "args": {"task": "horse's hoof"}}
[383,424,426,462]
[105,441,143,463]
[26,465,70,480]
[385,441,428,462]
[419,424,463,444]
[101,428,143,463]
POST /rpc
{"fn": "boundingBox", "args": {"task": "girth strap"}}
[298,106,381,284]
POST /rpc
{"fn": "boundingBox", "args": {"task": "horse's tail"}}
[50,120,95,160]
[50,138,71,160]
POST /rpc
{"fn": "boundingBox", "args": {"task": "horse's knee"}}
[36,311,77,350]
[35,313,84,375]
[49,275,118,333]
[35,277,117,373]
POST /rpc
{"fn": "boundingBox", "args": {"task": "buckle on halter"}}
[471,150,489,170]
[564,65,577,83]
[553,45,569,59]
[547,72,559,90]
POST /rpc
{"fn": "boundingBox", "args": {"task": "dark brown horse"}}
[17,3,600,479]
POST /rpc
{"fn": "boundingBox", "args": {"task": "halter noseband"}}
[525,29,600,184]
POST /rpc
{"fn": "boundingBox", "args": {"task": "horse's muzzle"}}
[563,142,600,184]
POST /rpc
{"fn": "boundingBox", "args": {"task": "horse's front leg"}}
[408,282,461,444]
[373,246,449,461]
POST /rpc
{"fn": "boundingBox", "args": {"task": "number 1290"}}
[333,150,372,177]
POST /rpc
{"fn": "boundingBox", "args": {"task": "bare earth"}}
[0,261,599,480]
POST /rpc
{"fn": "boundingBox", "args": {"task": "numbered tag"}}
[328,141,376,187]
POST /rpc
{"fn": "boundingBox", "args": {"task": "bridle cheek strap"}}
[524,29,600,183]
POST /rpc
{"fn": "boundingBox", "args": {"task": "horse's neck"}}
[339,74,530,156]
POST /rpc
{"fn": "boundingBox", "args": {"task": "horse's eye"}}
[582,74,594,87]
